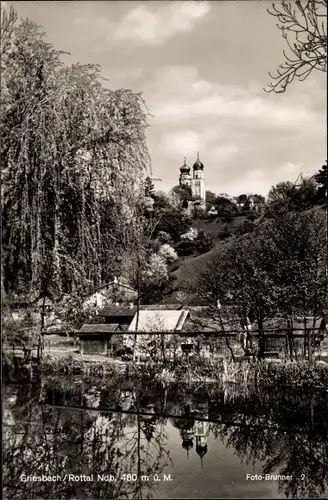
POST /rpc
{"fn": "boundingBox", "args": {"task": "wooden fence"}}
[135,328,326,360]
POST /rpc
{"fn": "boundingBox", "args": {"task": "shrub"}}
[146,254,169,282]
[181,227,198,241]
[156,231,172,244]
[158,244,178,263]
[176,230,213,256]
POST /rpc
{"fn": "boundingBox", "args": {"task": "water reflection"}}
[3,377,328,499]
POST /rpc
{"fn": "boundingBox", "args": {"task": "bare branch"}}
[265,0,327,93]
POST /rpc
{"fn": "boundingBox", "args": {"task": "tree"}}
[205,190,217,211]
[1,9,150,301]
[315,161,327,204]
[191,207,327,360]
[251,193,266,204]
[260,208,327,358]
[215,196,238,221]
[170,185,192,210]
[266,178,320,218]
[144,176,155,198]
[191,233,278,359]
[292,177,318,210]
[267,181,295,203]
[152,206,192,243]
[265,0,327,93]
[157,244,178,263]
[235,194,248,207]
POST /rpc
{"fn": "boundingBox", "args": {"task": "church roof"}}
[182,439,194,451]
[180,157,191,174]
[196,443,208,458]
[193,152,204,170]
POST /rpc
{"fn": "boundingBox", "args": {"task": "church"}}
[179,152,206,211]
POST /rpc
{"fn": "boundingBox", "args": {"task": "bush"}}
[246,212,257,221]
[157,244,178,263]
[194,230,214,254]
[153,208,192,242]
[236,219,254,236]
[181,227,198,241]
[176,230,213,256]
[176,239,196,256]
[156,231,172,244]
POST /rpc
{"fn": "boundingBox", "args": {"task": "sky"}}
[6,0,327,196]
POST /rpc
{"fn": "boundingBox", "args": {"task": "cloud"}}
[112,1,210,46]
[75,2,211,49]
[162,129,240,163]
[146,65,318,131]
[145,65,325,197]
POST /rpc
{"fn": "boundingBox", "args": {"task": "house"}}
[37,297,54,312]
[98,303,182,326]
[78,324,123,355]
[98,306,136,327]
[125,308,189,360]
[79,304,245,359]
[96,280,138,304]
[207,205,218,216]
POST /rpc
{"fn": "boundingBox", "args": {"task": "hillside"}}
[170,215,249,302]
[169,205,326,305]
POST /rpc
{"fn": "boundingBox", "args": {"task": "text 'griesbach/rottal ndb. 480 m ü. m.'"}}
[20,474,174,483]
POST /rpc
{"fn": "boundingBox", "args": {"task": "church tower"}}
[191,152,206,208]
[179,157,192,187]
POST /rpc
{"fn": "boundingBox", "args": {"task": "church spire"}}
[193,152,204,171]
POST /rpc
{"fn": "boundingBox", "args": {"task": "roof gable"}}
[128,310,189,332]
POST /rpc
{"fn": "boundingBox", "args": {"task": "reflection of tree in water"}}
[116,384,173,499]
[3,380,172,500]
[4,377,328,499]
[210,390,328,498]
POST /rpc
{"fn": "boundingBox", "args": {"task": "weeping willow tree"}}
[1,7,150,301]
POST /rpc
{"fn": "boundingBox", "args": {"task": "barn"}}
[78,324,123,355]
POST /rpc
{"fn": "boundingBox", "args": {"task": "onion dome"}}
[193,151,204,170]
[180,157,190,174]
[182,439,194,458]
[196,443,208,467]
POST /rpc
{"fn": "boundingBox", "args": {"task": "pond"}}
[3,374,328,499]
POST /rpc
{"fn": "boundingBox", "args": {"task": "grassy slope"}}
[173,216,246,286]
[170,205,326,304]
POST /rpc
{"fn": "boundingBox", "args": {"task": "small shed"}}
[79,324,120,355]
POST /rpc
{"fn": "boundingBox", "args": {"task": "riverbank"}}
[3,348,328,390]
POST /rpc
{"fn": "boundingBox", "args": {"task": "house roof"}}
[37,297,53,307]
[140,304,182,311]
[98,304,182,318]
[79,324,119,334]
[128,310,189,332]
[98,307,137,318]
[97,281,137,292]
